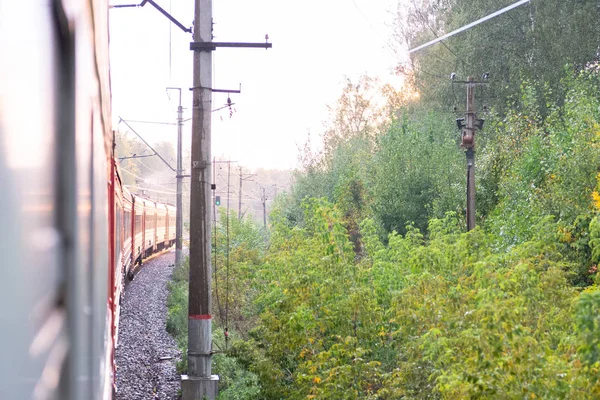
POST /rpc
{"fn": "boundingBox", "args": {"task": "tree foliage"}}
[233,202,600,399]
[396,0,600,115]
[216,64,600,399]
[163,5,600,397]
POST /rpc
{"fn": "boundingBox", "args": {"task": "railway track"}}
[115,250,181,399]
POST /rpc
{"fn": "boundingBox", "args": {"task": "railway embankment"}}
[115,251,181,399]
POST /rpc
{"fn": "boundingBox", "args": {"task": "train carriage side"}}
[167,204,177,246]
[0,1,115,399]
[109,161,122,377]
[143,200,157,256]
[132,195,144,267]
[156,203,168,250]
[122,186,133,280]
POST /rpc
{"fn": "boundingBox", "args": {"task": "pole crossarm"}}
[452,81,489,85]
[190,41,272,51]
[118,153,156,161]
[189,86,242,93]
[122,119,177,125]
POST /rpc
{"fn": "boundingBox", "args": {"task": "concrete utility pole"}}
[167,87,184,268]
[454,74,487,231]
[237,167,255,220]
[184,0,217,396]
[465,78,476,231]
[185,0,271,396]
[227,160,231,220]
[261,187,267,229]
[238,167,243,221]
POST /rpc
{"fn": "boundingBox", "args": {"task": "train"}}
[0,1,176,399]
[115,182,177,283]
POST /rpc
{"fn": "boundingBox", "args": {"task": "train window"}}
[124,210,131,240]
[115,205,122,268]
[135,214,141,233]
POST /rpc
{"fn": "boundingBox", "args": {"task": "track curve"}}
[115,251,181,399]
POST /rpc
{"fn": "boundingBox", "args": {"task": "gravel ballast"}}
[115,251,180,399]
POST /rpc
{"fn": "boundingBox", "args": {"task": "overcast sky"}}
[110,0,403,170]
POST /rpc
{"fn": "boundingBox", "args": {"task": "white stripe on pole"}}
[409,0,531,54]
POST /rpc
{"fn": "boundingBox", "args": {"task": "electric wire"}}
[133,156,168,176]
[350,0,399,62]
[121,167,183,195]
[118,117,177,171]
[120,167,148,182]
[225,160,231,350]
[409,0,531,54]
[122,119,176,126]
[125,185,177,194]
[351,0,376,31]
[409,0,471,68]
[168,0,172,80]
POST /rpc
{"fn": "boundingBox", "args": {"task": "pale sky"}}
[110,0,403,170]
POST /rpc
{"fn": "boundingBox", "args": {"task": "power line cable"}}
[350,0,399,61]
[408,0,473,69]
[351,0,376,31]
[409,0,531,54]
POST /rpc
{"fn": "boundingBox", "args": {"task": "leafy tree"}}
[395,0,600,116]
[370,109,464,236]
[483,70,600,284]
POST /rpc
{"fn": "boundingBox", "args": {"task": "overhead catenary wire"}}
[409,0,531,54]
[125,185,177,195]
[121,119,177,126]
[120,165,184,192]
[120,167,148,182]
[133,154,176,176]
[131,157,165,176]
[118,117,176,171]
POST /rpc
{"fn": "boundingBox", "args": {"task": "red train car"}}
[125,193,176,279]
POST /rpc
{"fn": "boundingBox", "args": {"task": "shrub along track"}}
[115,251,181,399]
